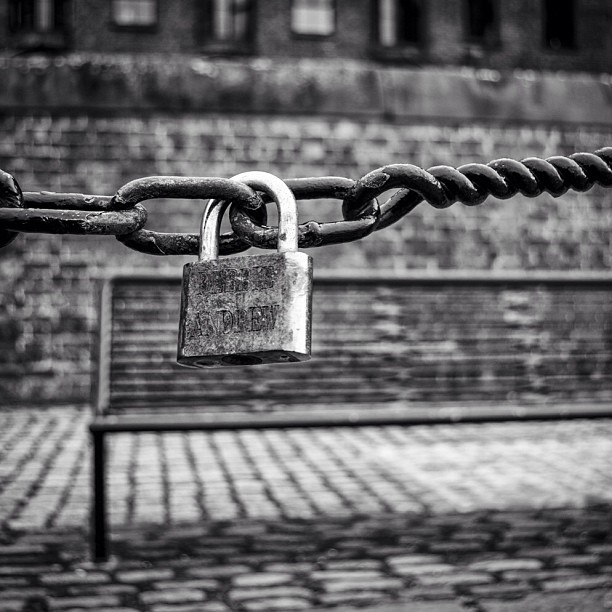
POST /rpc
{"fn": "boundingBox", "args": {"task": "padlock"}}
[177,171,312,368]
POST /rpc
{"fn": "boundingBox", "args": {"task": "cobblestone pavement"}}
[0,407,612,611]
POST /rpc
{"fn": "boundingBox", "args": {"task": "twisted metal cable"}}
[0,148,611,254]
[228,148,612,250]
[342,148,612,231]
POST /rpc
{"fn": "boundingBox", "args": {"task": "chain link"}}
[0,147,611,255]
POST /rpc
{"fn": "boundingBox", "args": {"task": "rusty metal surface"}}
[0,168,23,249]
[0,205,148,235]
[202,172,301,261]
[0,148,611,253]
[177,251,313,367]
[178,171,313,368]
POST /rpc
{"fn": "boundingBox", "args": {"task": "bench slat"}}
[100,277,612,417]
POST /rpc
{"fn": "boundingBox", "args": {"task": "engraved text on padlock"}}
[177,172,312,367]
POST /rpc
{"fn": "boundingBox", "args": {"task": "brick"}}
[399,585,457,601]
[0,544,47,555]
[0,588,46,598]
[47,594,121,609]
[311,570,385,581]
[151,604,230,612]
[428,542,485,553]
[40,570,110,585]
[468,559,543,572]
[480,590,612,612]
[587,544,612,555]
[502,568,582,582]
[140,589,207,605]
[554,554,600,567]
[117,568,175,583]
[68,584,137,596]
[84,609,139,612]
[318,591,392,606]
[163,526,209,539]
[0,577,28,587]
[187,565,252,579]
[321,577,404,593]
[223,524,268,537]
[0,601,26,612]
[519,547,575,559]
[393,564,456,576]
[242,598,311,611]
[387,554,445,566]
[416,572,494,587]
[229,586,312,602]
[263,563,314,573]
[154,579,219,590]
[331,603,467,612]
[541,575,612,592]
[232,572,293,588]
[468,583,529,599]
[323,559,383,570]
[0,564,62,575]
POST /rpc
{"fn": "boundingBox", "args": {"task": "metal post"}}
[91,429,108,561]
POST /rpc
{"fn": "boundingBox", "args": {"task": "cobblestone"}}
[1,409,612,611]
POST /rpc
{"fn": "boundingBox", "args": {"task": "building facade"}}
[0,1,611,405]
[2,0,611,72]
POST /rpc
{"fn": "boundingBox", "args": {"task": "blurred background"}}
[2,4,612,611]
[0,0,611,406]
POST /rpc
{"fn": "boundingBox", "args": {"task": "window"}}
[9,0,66,33]
[112,0,157,27]
[544,0,575,50]
[465,0,497,45]
[291,0,335,36]
[212,0,251,41]
[200,0,253,43]
[378,0,422,47]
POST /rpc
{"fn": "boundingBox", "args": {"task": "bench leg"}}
[91,430,109,561]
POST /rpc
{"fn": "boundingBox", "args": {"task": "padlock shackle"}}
[199,171,298,262]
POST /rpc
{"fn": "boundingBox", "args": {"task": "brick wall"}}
[0,57,611,406]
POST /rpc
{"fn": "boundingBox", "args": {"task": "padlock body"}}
[177,252,312,367]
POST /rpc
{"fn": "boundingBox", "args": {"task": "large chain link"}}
[1,148,611,254]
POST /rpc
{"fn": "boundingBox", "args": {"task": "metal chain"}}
[1,147,611,255]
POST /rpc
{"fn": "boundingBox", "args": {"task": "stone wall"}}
[0,57,611,406]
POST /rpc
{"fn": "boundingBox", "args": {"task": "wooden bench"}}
[90,271,612,559]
